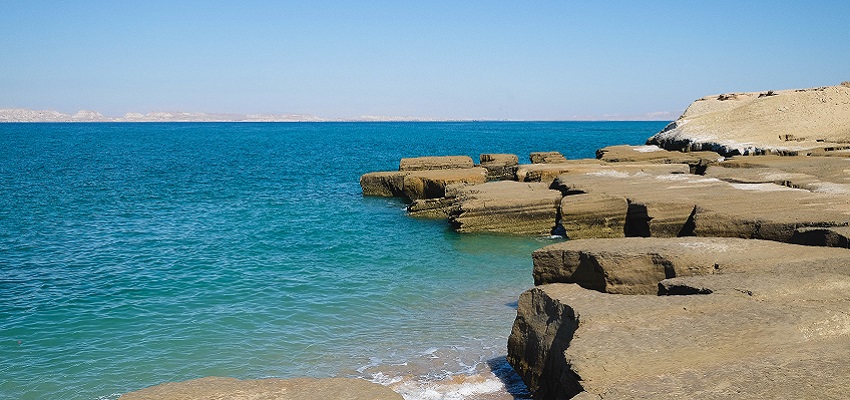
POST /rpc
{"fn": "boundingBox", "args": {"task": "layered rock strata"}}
[119,377,403,400]
[551,163,850,243]
[358,169,488,201]
[508,237,850,399]
[647,83,850,156]
[448,181,563,235]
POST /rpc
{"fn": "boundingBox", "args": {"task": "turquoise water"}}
[0,122,665,399]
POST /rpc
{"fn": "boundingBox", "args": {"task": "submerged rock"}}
[119,376,403,400]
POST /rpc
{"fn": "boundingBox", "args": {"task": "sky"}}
[1,1,848,120]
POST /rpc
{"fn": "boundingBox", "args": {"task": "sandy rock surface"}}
[119,377,403,400]
[509,237,850,399]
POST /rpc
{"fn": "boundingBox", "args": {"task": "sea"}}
[0,121,666,400]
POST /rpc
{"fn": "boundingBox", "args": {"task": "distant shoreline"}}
[0,108,676,123]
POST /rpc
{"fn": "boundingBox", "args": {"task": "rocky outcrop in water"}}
[646,82,850,156]
[119,377,403,400]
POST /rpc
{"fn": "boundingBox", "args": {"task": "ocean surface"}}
[0,122,666,400]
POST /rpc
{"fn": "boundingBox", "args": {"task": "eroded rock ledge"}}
[508,237,850,399]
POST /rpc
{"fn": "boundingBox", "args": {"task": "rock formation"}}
[530,151,568,164]
[480,153,520,180]
[118,376,403,400]
[399,155,475,171]
[448,181,563,235]
[508,237,850,399]
[360,83,850,399]
[647,83,850,156]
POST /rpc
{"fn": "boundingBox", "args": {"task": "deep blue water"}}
[0,122,665,400]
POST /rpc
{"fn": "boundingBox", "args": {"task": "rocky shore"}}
[357,83,850,399]
[121,83,849,399]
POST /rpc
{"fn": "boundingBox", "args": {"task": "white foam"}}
[392,375,508,400]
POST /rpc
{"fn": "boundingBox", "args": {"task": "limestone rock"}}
[119,376,403,400]
[647,83,850,156]
[448,181,563,235]
[509,237,850,399]
[530,151,568,164]
[480,153,519,180]
[399,155,474,171]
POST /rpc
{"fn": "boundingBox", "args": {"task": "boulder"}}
[448,181,563,235]
[647,83,850,156]
[530,151,568,164]
[119,377,403,400]
[399,155,474,171]
[508,237,850,399]
[480,153,519,180]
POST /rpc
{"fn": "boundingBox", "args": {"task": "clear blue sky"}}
[1,1,848,120]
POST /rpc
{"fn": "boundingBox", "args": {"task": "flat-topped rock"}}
[449,181,563,235]
[508,237,850,399]
[360,168,487,201]
[595,145,722,174]
[551,164,850,242]
[532,237,850,294]
[119,377,403,400]
[708,155,850,193]
[399,155,475,171]
[530,151,568,164]
[647,83,850,156]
